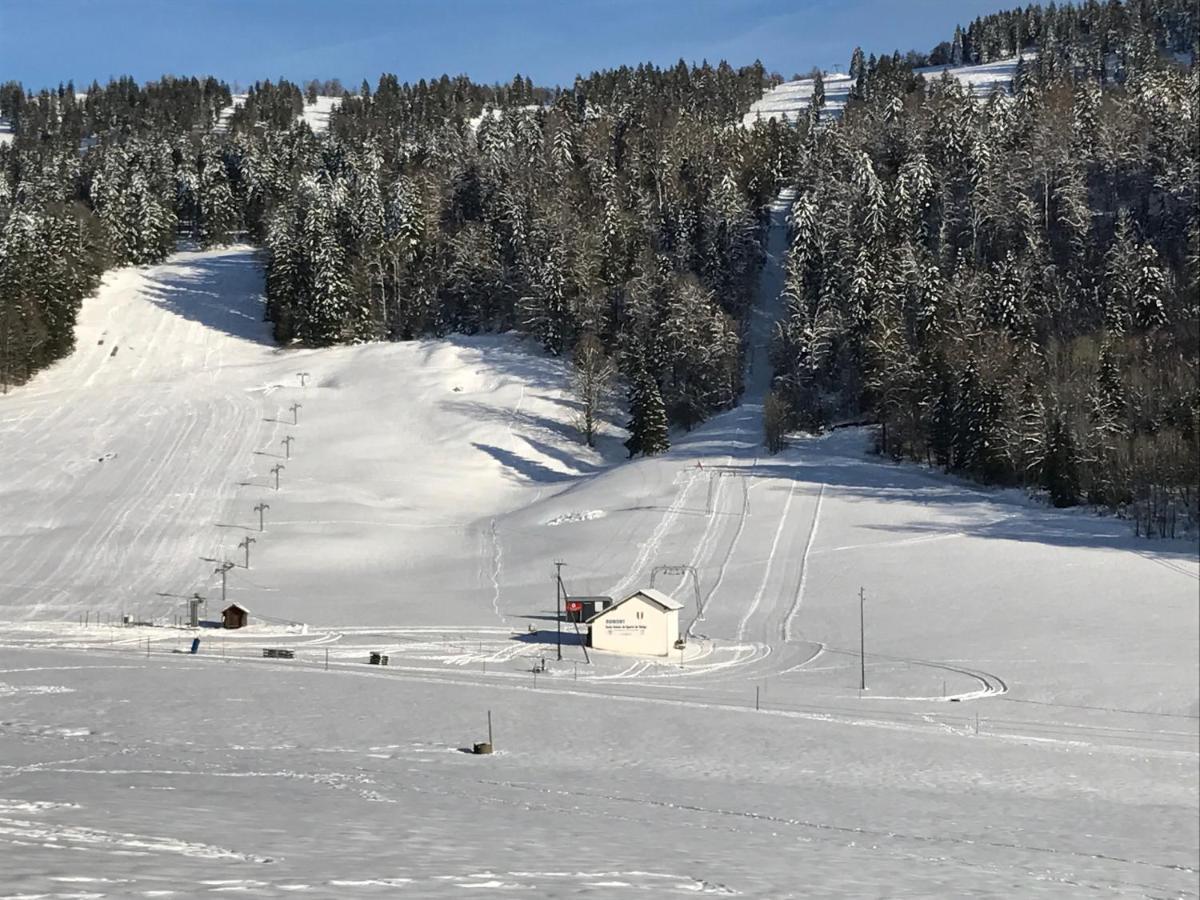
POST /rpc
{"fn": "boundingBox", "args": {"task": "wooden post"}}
[859,587,866,692]
[487,710,493,747]
[755,686,760,710]
[325,648,329,670]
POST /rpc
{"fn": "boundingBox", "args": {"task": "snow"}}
[0,193,1196,894]
[468,104,542,133]
[300,96,340,133]
[743,55,1032,127]
[213,94,246,134]
[213,95,340,135]
[0,117,13,146]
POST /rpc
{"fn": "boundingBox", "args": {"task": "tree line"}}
[768,0,1197,536]
[0,0,1195,535]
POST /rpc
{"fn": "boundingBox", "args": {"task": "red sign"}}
[566,601,583,612]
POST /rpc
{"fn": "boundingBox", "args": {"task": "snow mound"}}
[544,510,607,527]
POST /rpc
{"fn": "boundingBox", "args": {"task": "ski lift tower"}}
[649,564,705,621]
[187,593,205,628]
[705,468,749,515]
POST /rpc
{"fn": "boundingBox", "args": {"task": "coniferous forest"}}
[0,0,1196,535]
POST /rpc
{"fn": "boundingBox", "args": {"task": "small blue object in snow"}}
[190,638,201,655]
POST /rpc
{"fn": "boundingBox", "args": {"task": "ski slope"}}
[214,95,340,134]
[743,55,1031,126]
[0,193,1197,895]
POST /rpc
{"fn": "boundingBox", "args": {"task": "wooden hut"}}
[221,603,249,629]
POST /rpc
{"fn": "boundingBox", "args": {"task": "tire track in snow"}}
[672,472,727,604]
[608,468,700,600]
[782,482,824,643]
[736,479,797,642]
[686,471,752,638]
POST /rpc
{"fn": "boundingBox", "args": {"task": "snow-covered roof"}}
[634,588,683,610]
[586,588,682,622]
[223,603,250,614]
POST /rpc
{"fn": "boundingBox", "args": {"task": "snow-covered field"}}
[0,117,13,146]
[214,95,340,135]
[300,96,340,133]
[743,56,1031,126]
[1,195,1197,895]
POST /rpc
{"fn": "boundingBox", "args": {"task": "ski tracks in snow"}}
[608,467,701,600]
[735,480,796,642]
[782,482,824,643]
[488,519,508,626]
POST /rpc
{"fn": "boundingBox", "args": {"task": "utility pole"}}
[238,536,256,569]
[297,372,310,387]
[270,463,285,490]
[553,561,565,661]
[281,435,294,459]
[216,561,234,605]
[289,402,302,425]
[254,502,269,532]
[859,587,866,692]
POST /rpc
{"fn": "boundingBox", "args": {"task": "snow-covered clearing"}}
[468,104,543,133]
[743,55,1031,126]
[300,96,340,133]
[214,95,339,135]
[0,192,1196,895]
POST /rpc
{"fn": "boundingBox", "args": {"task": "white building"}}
[586,589,683,657]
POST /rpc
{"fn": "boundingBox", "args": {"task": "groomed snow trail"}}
[0,248,274,620]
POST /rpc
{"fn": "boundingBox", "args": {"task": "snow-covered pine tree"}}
[196,141,237,247]
[624,364,669,458]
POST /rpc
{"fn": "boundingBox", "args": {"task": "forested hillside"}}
[0,0,1195,534]
[770,0,1198,536]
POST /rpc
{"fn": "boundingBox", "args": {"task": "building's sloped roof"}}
[585,589,682,623]
[223,603,250,614]
[634,588,684,611]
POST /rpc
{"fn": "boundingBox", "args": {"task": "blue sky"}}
[2,0,1010,91]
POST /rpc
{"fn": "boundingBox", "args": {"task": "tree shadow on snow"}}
[745,454,1200,559]
[448,399,580,443]
[471,442,580,485]
[140,253,275,346]
[516,434,604,476]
